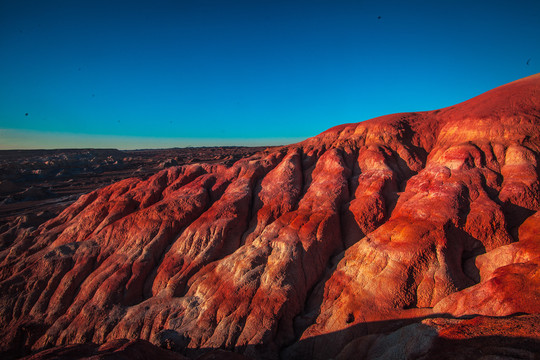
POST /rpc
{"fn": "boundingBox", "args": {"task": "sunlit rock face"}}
[1,74,539,359]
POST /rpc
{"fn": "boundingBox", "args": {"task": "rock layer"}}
[1,74,539,359]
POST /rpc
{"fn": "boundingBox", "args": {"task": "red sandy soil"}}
[0,74,539,359]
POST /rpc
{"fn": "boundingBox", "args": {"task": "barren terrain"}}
[1,75,539,359]
[0,146,267,224]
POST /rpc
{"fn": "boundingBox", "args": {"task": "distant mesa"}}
[0,74,539,359]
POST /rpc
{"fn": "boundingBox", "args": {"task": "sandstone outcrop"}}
[20,339,189,360]
[1,74,539,359]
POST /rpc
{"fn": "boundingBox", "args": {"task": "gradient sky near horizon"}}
[1,0,540,149]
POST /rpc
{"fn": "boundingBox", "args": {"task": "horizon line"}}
[0,128,304,151]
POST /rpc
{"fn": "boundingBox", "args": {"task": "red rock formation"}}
[0,74,539,359]
[20,339,189,360]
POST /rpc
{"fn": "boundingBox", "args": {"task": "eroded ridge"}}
[1,74,540,359]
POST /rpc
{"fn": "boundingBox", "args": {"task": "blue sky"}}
[1,0,539,149]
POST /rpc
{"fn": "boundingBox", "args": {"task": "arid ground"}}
[1,75,539,360]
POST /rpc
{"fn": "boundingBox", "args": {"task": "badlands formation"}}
[1,74,539,359]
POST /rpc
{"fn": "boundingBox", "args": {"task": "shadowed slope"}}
[1,74,539,359]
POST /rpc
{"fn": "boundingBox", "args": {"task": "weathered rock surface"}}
[1,74,539,359]
[20,339,189,360]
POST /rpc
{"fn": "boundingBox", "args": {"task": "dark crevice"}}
[382,147,424,219]
[141,176,220,300]
[290,147,305,215]
[289,245,345,350]
[238,177,264,248]
[141,229,184,300]
[238,155,283,247]
[338,146,361,251]
[396,119,430,169]
[480,170,503,204]
[299,146,325,201]
[445,223,485,286]
[504,203,535,242]
[345,146,361,205]
[456,186,471,228]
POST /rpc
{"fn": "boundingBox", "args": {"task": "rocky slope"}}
[0,146,267,222]
[1,74,539,359]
